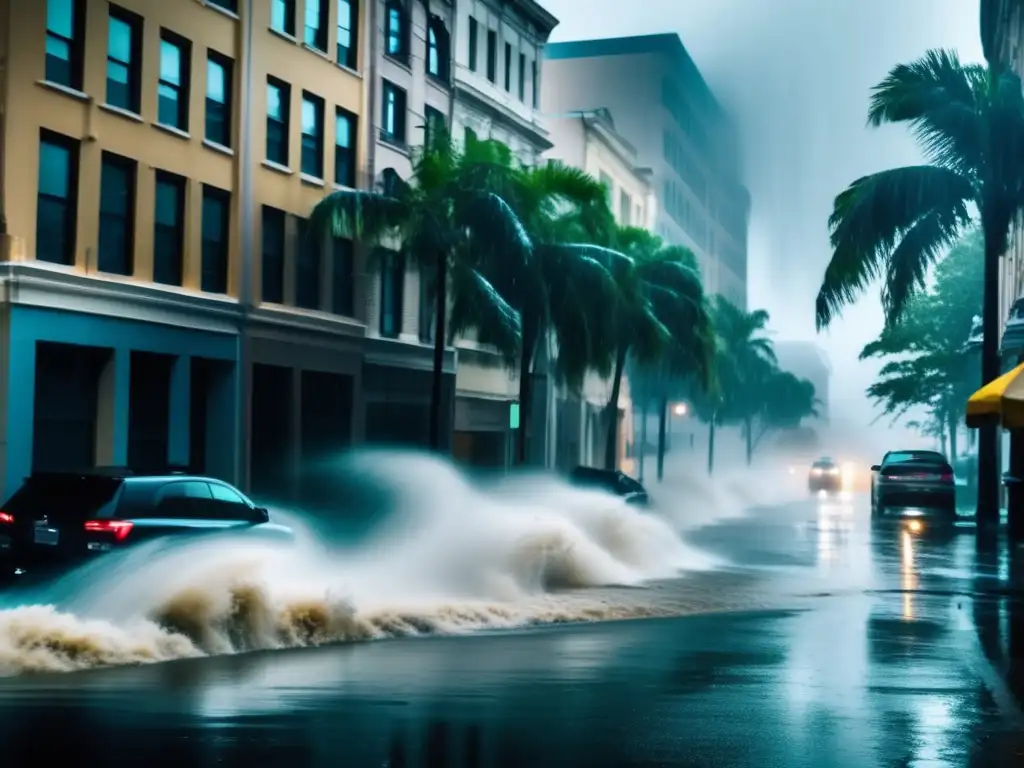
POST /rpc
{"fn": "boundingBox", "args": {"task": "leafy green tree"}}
[859,229,983,462]
[597,227,714,470]
[747,371,819,462]
[813,49,1024,527]
[310,134,524,450]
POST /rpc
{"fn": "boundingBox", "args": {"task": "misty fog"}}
[541,0,984,457]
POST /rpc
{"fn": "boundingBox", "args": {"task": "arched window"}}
[385,0,406,60]
[426,17,450,81]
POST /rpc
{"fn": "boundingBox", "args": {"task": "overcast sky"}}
[540,0,984,451]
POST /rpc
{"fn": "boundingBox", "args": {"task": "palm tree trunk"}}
[638,397,648,482]
[977,212,1008,530]
[515,323,538,465]
[707,416,716,476]
[603,346,628,470]
[948,408,958,465]
[428,250,448,450]
[656,395,667,481]
[744,417,753,466]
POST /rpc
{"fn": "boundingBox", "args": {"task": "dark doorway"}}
[127,352,173,472]
[250,363,293,500]
[298,370,353,505]
[189,357,211,475]
[32,341,107,472]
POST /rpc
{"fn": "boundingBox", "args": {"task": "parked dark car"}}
[0,468,292,579]
[870,450,956,522]
[808,456,842,493]
[568,467,650,507]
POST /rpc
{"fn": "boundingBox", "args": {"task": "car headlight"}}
[827,467,840,476]
[812,468,823,476]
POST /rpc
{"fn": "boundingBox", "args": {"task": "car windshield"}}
[885,451,946,465]
[3,474,123,521]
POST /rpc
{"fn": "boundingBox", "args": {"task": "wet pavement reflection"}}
[3,493,1024,766]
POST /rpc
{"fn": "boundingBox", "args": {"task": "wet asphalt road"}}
[3,493,1024,766]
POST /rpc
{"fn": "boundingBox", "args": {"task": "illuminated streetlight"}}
[672,403,688,416]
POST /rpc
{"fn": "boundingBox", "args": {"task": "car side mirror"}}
[253,507,269,523]
[870,465,881,472]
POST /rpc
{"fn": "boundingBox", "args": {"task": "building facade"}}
[542,34,749,310]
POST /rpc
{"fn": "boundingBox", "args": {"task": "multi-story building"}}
[359,0,458,451]
[542,34,750,309]
[545,107,651,470]
[0,0,373,499]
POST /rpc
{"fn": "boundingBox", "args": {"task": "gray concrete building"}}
[543,34,750,309]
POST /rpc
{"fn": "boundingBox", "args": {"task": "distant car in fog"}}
[870,450,956,523]
[0,468,292,580]
[808,456,842,494]
[568,467,650,507]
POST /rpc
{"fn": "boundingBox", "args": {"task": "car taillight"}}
[941,471,953,483]
[84,519,133,541]
[0,511,12,525]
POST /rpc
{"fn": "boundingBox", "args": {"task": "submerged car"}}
[808,456,842,493]
[0,468,292,579]
[568,466,650,506]
[870,450,956,522]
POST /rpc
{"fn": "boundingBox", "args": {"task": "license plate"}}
[33,524,58,546]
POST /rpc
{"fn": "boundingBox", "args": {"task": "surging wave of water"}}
[0,451,757,676]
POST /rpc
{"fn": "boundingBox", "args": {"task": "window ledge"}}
[203,139,235,156]
[302,42,330,60]
[335,62,362,78]
[153,122,191,141]
[384,53,412,73]
[36,80,89,103]
[333,182,357,192]
[426,73,451,90]
[203,1,239,20]
[99,103,144,123]
[378,134,410,155]
[300,173,325,187]
[262,159,294,176]
[269,26,298,44]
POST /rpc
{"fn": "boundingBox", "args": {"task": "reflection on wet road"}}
[2,493,1024,766]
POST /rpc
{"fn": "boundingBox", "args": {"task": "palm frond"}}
[816,165,973,329]
[447,265,521,365]
[309,188,407,243]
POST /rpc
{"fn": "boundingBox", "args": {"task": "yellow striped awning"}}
[966,362,1024,429]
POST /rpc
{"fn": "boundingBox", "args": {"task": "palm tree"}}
[703,298,776,475]
[814,49,1024,527]
[310,133,526,450]
[453,141,624,464]
[599,227,714,470]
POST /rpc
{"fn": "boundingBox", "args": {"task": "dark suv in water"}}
[0,469,291,578]
[568,466,650,507]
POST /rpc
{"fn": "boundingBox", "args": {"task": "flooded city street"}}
[0,457,1022,766]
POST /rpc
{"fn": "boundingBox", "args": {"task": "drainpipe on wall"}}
[0,0,9,236]
[236,0,256,488]
[446,0,457,130]
[366,0,379,193]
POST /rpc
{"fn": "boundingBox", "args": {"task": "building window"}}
[158,32,190,131]
[518,53,526,101]
[295,218,320,310]
[36,131,79,267]
[106,6,142,113]
[619,190,632,226]
[380,80,407,144]
[332,237,354,316]
[205,53,233,147]
[153,171,185,286]
[385,0,407,62]
[379,249,404,337]
[335,108,357,187]
[271,0,296,36]
[304,0,328,51]
[261,206,285,304]
[531,60,538,108]
[301,91,324,178]
[467,16,478,72]
[266,78,290,165]
[207,0,238,12]
[427,17,449,81]
[464,126,477,145]
[419,267,435,343]
[45,0,86,90]
[599,171,613,202]
[98,152,136,276]
[504,43,512,91]
[337,0,357,69]
[201,185,230,294]
[424,106,445,148]
[486,29,497,83]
